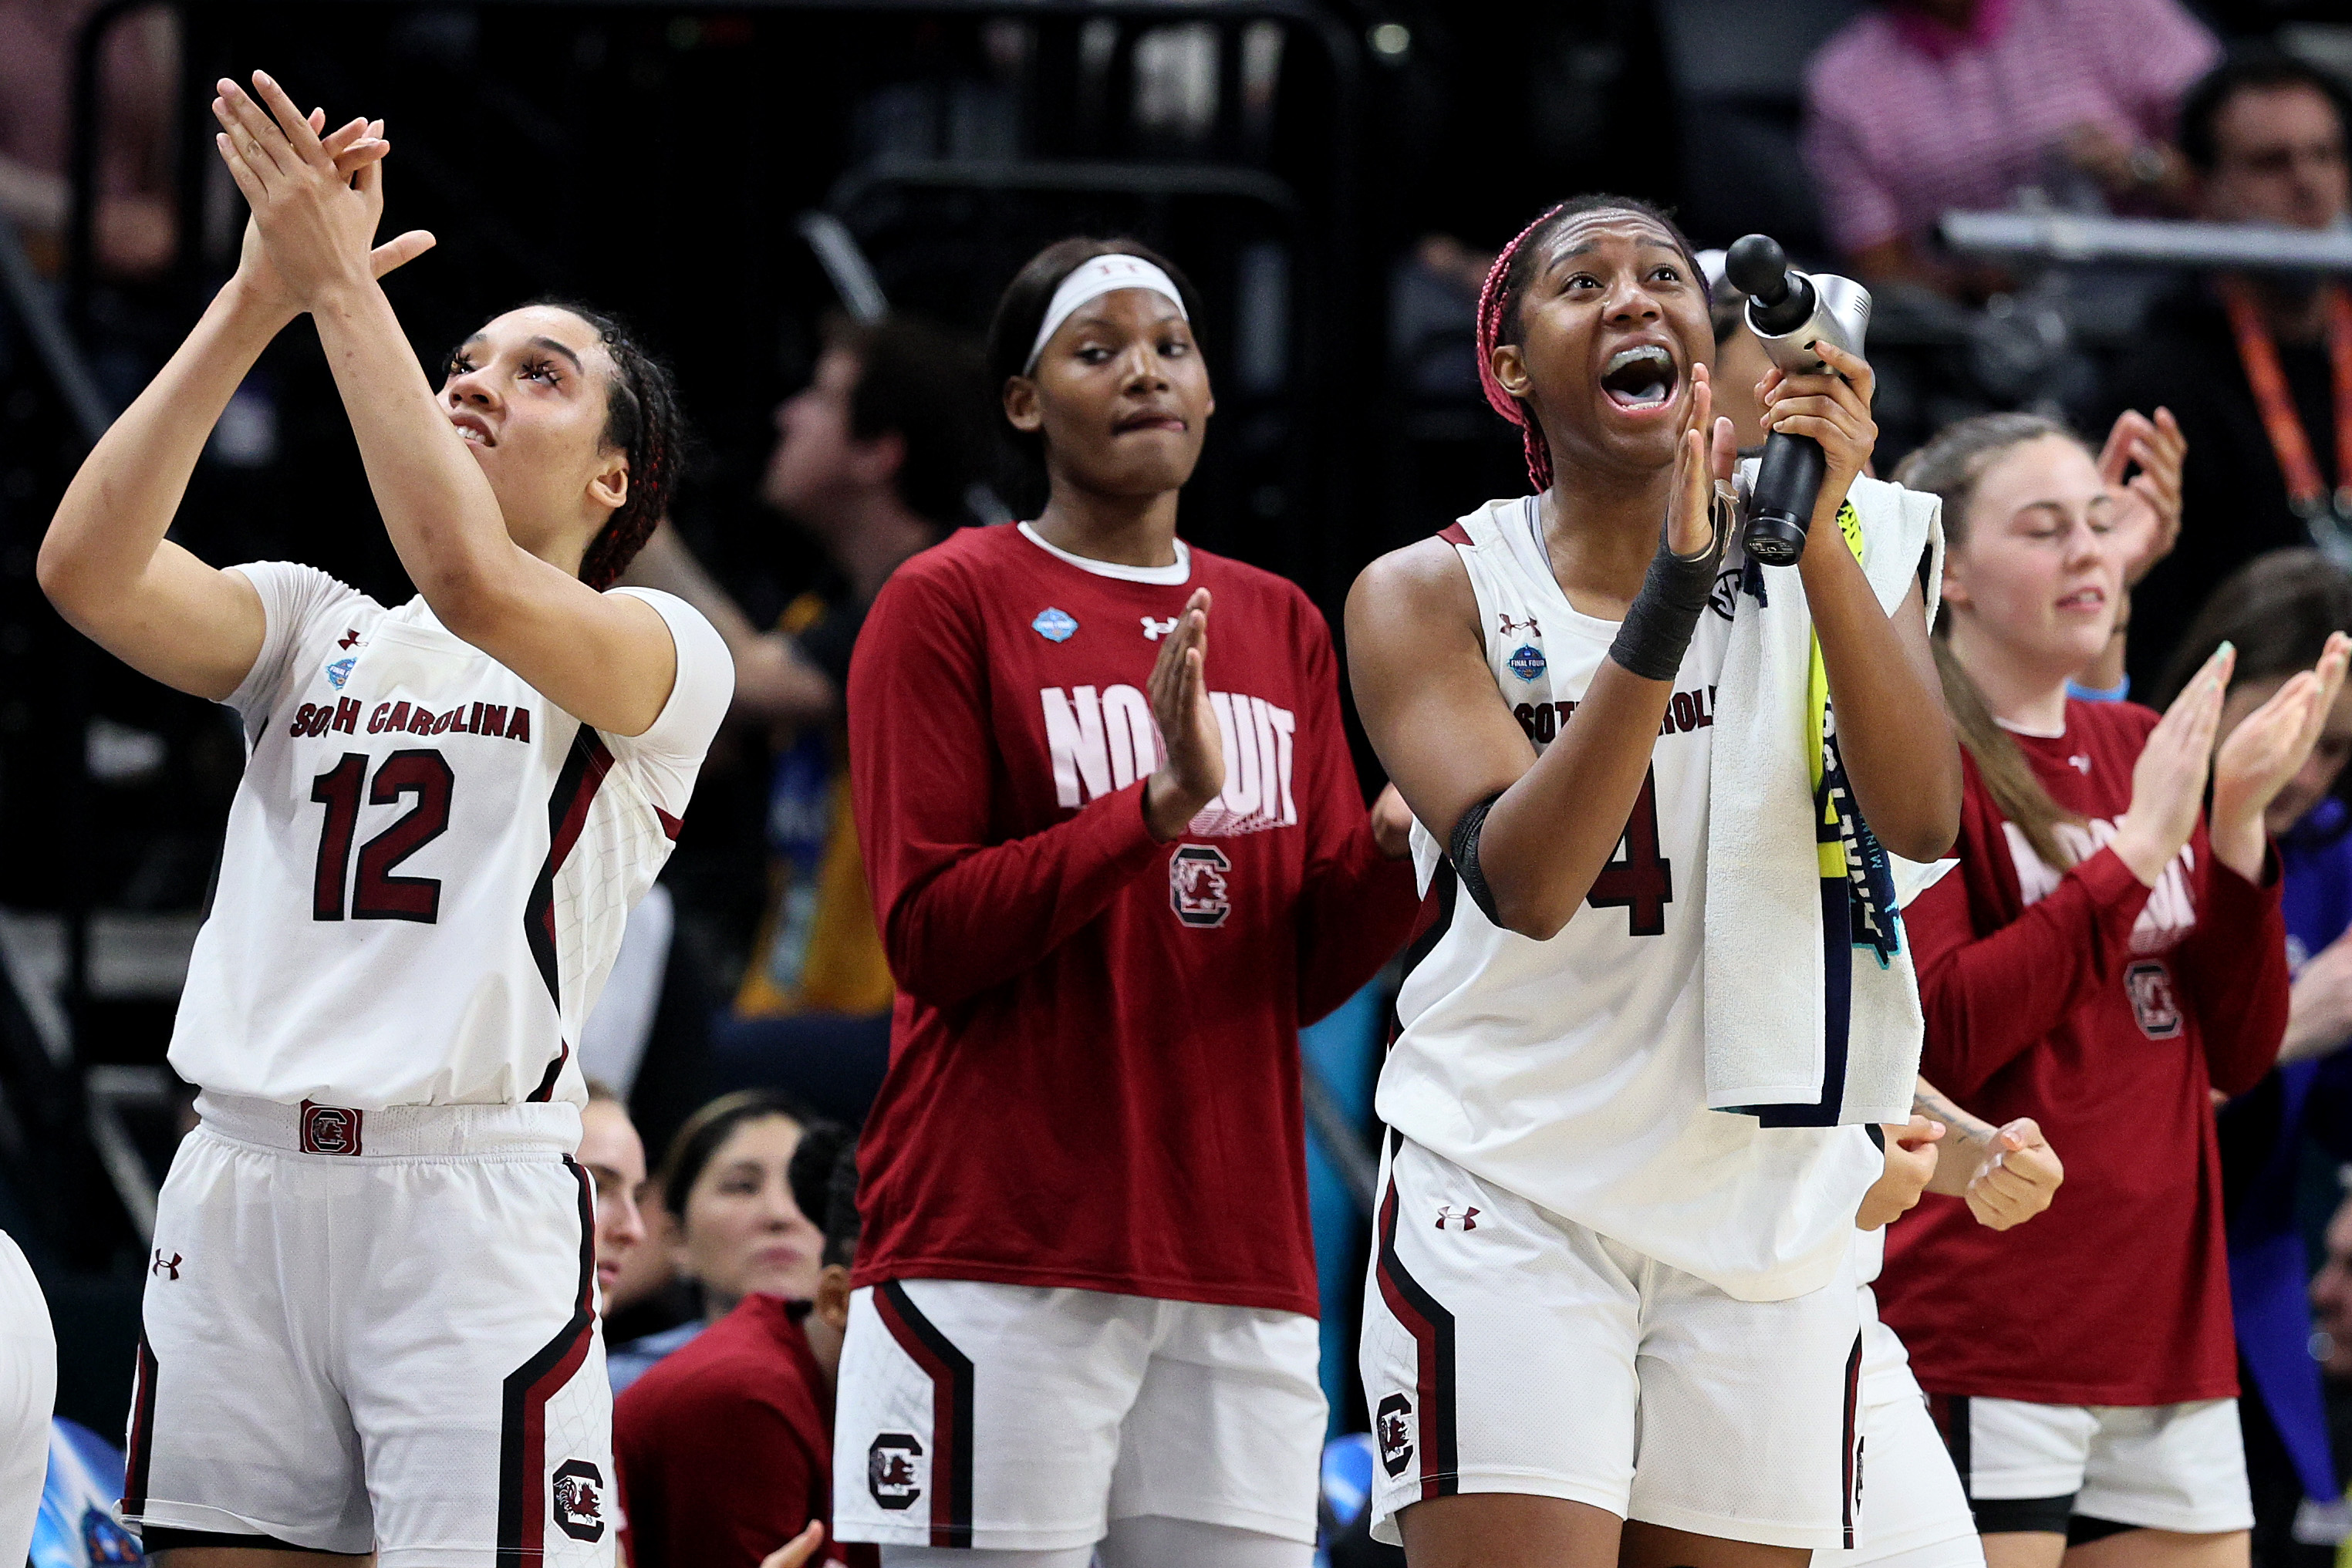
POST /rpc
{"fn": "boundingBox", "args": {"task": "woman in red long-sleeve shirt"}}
[829,238,1427,1568]
[1875,412,2347,1568]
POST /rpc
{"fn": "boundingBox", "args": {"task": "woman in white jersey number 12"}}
[1345,194,1962,1568]
[38,73,731,1568]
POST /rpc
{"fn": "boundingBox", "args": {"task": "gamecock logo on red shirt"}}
[2126,960,2183,1040]
[1169,844,1232,928]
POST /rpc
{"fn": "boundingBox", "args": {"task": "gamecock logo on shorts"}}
[1169,844,1232,928]
[550,1458,606,1543]
[299,1101,364,1156]
[869,1433,924,1509]
[2125,960,2183,1040]
[1376,1391,1415,1478]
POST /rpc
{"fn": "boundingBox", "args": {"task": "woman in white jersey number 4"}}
[1345,193,1962,1568]
[38,73,731,1568]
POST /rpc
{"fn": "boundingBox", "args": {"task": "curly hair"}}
[511,300,687,590]
[1473,194,1704,494]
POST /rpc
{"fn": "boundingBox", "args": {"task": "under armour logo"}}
[1142,615,1179,640]
[151,1249,181,1280]
[2069,754,2092,774]
[338,628,363,649]
[1498,614,1540,638]
[1434,1206,1480,1232]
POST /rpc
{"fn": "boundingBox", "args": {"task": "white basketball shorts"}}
[1358,1135,1864,1549]
[831,1279,1325,1554]
[127,1092,615,1568]
[1932,1393,2252,1536]
[1822,1305,1982,1568]
[0,1227,56,1568]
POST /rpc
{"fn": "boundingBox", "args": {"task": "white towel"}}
[1703,471,1944,1126]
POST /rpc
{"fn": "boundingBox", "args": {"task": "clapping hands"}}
[2212,632,2352,880]
[211,71,434,317]
[2098,408,2185,588]
[1143,588,1225,841]
[1962,1118,2063,1232]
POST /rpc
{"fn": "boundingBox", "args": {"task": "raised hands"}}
[1758,339,1878,526]
[1144,587,1226,841]
[2211,631,2352,880]
[2098,407,2185,588]
[211,71,434,313]
[1667,362,1737,560]
[2113,642,2232,888]
[1961,1118,2063,1232]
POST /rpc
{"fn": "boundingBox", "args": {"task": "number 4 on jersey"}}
[311,750,454,923]
[1585,767,1672,936]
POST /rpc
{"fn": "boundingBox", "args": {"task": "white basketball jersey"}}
[1377,498,1878,1302]
[168,562,732,1109]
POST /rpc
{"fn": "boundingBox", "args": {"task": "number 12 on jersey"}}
[311,750,454,923]
[1585,767,1672,936]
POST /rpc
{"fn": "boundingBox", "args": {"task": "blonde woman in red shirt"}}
[1875,412,2347,1568]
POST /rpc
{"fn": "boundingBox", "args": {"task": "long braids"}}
[521,300,686,591]
[1473,193,1708,494]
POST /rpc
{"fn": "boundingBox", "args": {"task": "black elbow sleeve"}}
[1449,791,1504,926]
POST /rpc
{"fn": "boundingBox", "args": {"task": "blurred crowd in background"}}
[9,0,2352,1563]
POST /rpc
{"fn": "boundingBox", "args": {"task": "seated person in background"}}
[2308,1192,2352,1521]
[2103,50,2352,690]
[602,1183,688,1345]
[1803,0,2215,299]
[626,314,990,1125]
[582,1081,651,1310]
[616,1123,863,1568]
[607,1088,825,1392]
[2153,551,2352,1565]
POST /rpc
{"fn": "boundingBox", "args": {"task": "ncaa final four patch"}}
[1507,644,1546,682]
[324,657,356,689]
[1031,608,1078,642]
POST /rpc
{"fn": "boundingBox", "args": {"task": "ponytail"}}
[1895,412,2094,868]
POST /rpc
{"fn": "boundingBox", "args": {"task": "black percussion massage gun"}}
[1722,234,1875,566]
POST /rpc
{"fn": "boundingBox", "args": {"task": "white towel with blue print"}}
[1705,470,1943,1126]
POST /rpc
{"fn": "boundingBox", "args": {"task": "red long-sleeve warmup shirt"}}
[1878,699,2289,1406]
[614,1295,872,1568]
[845,524,1428,1316]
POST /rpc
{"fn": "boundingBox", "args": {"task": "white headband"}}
[1024,255,1189,373]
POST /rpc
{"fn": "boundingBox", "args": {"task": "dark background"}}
[0,0,2340,1437]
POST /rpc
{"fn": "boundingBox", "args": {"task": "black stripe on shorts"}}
[1375,1129,1459,1502]
[872,1280,976,1549]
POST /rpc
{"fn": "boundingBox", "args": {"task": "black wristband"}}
[1608,511,1723,682]
[1448,791,1504,926]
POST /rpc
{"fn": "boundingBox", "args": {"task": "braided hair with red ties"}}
[1473,194,1709,494]
[513,300,687,591]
